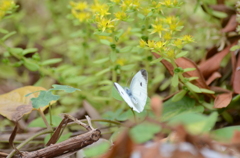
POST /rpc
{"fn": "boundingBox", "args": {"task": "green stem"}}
[38,109,52,130]
[171,59,199,100]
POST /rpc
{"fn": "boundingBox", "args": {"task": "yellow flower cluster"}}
[0,0,15,20]
[69,0,191,60]
[70,1,90,22]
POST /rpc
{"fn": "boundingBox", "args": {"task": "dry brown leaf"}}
[152,53,174,75]
[214,92,233,108]
[152,53,210,91]
[233,53,240,94]
[231,131,240,144]
[83,100,102,119]
[175,57,210,90]
[222,15,237,33]
[210,86,231,93]
[150,95,162,118]
[231,51,237,85]
[199,44,233,79]
[0,86,47,121]
[102,129,133,158]
[206,72,222,85]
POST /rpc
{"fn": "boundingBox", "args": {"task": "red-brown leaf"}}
[150,95,162,118]
[214,92,232,108]
[199,44,232,79]
[153,53,210,90]
[222,15,237,33]
[206,72,222,85]
[102,129,133,158]
[233,53,240,94]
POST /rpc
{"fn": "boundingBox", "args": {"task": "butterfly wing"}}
[114,82,139,112]
[130,69,148,112]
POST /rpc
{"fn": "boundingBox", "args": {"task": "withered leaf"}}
[214,92,233,108]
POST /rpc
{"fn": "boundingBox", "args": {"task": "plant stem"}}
[38,109,52,130]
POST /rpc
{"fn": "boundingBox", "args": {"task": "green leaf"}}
[137,13,145,20]
[119,46,133,53]
[212,10,227,18]
[28,115,62,128]
[93,31,111,36]
[183,67,196,72]
[102,109,123,121]
[116,109,132,121]
[22,48,38,55]
[23,58,39,71]
[83,141,110,157]
[150,57,162,65]
[185,82,201,93]
[152,73,164,84]
[115,29,124,39]
[93,57,109,64]
[121,64,135,70]
[168,112,218,134]
[0,28,9,34]
[230,45,240,51]
[100,39,111,46]
[171,90,187,102]
[162,96,204,121]
[176,51,188,58]
[211,126,240,141]
[2,31,16,41]
[8,47,23,57]
[96,68,111,76]
[31,91,60,108]
[111,85,124,101]
[188,77,199,81]
[49,84,80,93]
[130,122,161,143]
[41,58,62,66]
[171,74,179,87]
[200,88,215,94]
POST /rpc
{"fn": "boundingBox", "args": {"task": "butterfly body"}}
[114,69,148,113]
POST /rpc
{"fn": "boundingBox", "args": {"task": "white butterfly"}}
[114,69,148,113]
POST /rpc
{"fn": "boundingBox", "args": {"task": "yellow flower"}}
[115,11,127,20]
[147,40,156,49]
[96,18,115,32]
[151,23,165,37]
[72,10,90,22]
[139,39,146,48]
[111,0,121,3]
[0,0,14,11]
[141,8,151,16]
[182,35,194,43]
[164,50,175,59]
[0,0,15,19]
[173,39,182,48]
[121,0,140,11]
[155,41,164,49]
[162,0,175,7]
[116,59,126,66]
[163,32,172,40]
[70,1,88,11]
[169,23,178,31]
[91,3,110,18]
